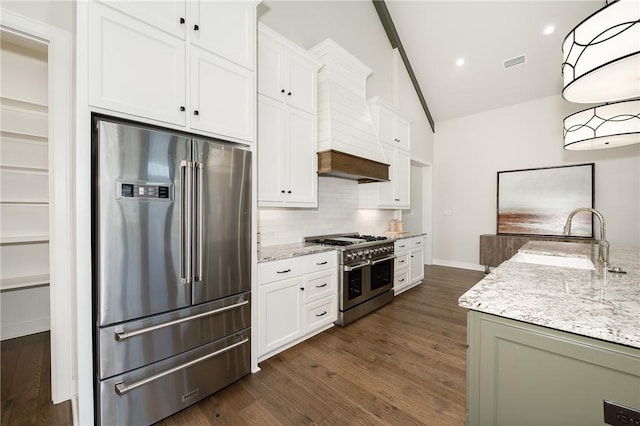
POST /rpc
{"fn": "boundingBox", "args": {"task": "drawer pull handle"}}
[399,245,406,248]
[398,260,405,264]
[316,261,328,265]
[415,241,422,244]
[315,311,327,317]
[399,278,405,283]
[277,269,291,274]
[315,283,327,288]
[114,336,248,395]
[114,299,248,341]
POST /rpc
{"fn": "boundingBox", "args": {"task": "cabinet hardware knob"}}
[315,311,327,317]
[280,89,285,93]
[179,17,185,24]
[300,287,305,291]
[193,110,199,116]
[276,269,291,274]
[179,106,185,111]
[287,92,292,96]
[287,190,292,194]
[281,190,285,193]
[399,278,405,282]
[193,24,199,31]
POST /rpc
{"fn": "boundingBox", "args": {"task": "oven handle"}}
[343,261,369,271]
[370,255,396,265]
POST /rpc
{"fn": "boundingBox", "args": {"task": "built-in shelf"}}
[0,200,49,205]
[0,235,49,245]
[0,273,50,291]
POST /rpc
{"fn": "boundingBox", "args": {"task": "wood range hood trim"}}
[317,150,389,183]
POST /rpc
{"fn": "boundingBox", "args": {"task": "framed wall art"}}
[497,163,595,237]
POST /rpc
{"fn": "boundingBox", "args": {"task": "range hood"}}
[309,39,389,183]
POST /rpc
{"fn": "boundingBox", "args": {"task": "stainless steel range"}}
[305,233,395,326]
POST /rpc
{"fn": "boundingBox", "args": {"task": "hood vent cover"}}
[309,39,389,183]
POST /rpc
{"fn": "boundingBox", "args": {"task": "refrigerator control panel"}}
[118,182,172,200]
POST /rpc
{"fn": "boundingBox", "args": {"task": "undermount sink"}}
[510,252,595,270]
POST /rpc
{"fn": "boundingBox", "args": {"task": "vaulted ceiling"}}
[383,1,603,124]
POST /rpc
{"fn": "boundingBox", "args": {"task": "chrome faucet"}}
[563,207,609,265]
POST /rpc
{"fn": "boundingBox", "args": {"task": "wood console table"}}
[479,234,594,273]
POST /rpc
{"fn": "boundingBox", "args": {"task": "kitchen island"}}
[459,240,640,425]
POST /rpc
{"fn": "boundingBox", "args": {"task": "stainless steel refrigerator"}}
[92,115,252,425]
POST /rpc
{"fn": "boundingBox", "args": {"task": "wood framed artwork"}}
[497,163,595,237]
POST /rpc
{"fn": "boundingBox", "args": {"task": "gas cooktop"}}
[304,233,388,247]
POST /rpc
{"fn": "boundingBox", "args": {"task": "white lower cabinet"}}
[258,251,337,361]
[394,236,425,295]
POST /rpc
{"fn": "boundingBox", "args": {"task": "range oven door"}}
[370,255,395,295]
[340,261,370,310]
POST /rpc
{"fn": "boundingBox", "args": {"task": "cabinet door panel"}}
[257,37,285,101]
[410,248,424,283]
[377,107,395,145]
[377,144,395,207]
[190,1,255,70]
[286,56,317,113]
[286,108,317,205]
[395,149,411,208]
[303,297,336,332]
[190,48,254,142]
[395,116,411,151]
[89,2,186,126]
[258,277,302,356]
[97,0,186,39]
[257,96,285,204]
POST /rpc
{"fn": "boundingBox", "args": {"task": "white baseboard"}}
[1,316,50,340]
[432,259,485,272]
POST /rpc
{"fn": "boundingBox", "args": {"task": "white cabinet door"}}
[377,144,396,207]
[394,149,411,208]
[285,55,317,113]
[190,47,254,142]
[257,96,285,203]
[395,115,411,151]
[89,2,186,126]
[258,277,303,356]
[377,106,395,145]
[410,247,424,284]
[286,107,317,205]
[97,0,187,39]
[189,1,255,70]
[257,35,285,102]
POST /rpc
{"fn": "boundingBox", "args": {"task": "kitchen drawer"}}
[303,296,336,332]
[98,329,250,426]
[304,269,336,303]
[394,239,410,252]
[303,250,337,273]
[412,236,425,248]
[394,269,410,294]
[394,252,409,269]
[259,257,304,284]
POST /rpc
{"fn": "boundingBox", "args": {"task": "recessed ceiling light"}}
[455,58,465,67]
[543,25,555,35]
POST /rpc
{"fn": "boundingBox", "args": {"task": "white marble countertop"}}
[459,240,640,349]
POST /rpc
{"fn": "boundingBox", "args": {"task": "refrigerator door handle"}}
[194,162,204,282]
[114,298,249,341]
[180,160,193,284]
[114,335,249,396]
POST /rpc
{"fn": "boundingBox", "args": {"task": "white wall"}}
[433,94,640,270]
[1,1,74,33]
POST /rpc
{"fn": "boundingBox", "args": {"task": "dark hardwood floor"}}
[0,265,484,426]
[1,331,72,425]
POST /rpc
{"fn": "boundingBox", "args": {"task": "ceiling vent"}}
[504,55,526,69]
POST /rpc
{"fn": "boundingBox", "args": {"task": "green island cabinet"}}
[466,311,640,425]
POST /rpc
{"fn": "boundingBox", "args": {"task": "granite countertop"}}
[258,232,427,263]
[459,240,640,348]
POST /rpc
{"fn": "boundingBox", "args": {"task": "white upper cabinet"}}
[359,97,412,209]
[189,1,255,70]
[87,0,256,143]
[258,24,319,113]
[257,24,321,208]
[89,1,187,126]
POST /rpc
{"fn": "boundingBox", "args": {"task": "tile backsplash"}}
[258,176,394,247]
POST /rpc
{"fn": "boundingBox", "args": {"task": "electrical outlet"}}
[604,400,640,426]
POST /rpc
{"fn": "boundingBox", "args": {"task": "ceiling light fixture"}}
[543,25,555,35]
[563,99,640,150]
[561,0,640,103]
[561,0,640,151]
[455,58,465,67]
